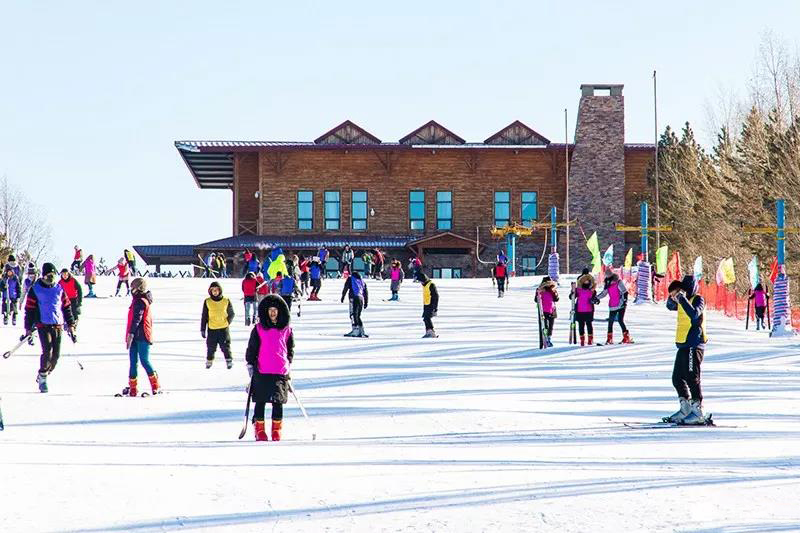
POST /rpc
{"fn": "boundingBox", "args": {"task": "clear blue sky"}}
[1,1,798,267]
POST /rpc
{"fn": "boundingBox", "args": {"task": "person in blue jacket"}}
[0,267,22,326]
[318,246,329,277]
[308,258,323,301]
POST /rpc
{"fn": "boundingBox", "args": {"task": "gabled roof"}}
[314,120,381,145]
[484,120,551,145]
[399,120,466,145]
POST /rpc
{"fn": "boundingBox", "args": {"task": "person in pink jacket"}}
[535,277,559,346]
[569,272,598,346]
[244,294,294,442]
[748,283,770,330]
[81,255,96,297]
[388,260,404,301]
[598,270,633,344]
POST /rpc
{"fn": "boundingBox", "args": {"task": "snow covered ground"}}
[1,275,799,533]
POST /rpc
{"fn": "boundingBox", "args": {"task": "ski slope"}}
[1,275,799,533]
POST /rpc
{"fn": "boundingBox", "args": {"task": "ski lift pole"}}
[615,201,672,302]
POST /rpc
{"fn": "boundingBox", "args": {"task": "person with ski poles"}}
[535,277,559,346]
[201,281,235,369]
[748,283,770,330]
[245,294,295,441]
[341,271,369,337]
[570,271,598,346]
[492,261,508,298]
[124,278,160,397]
[665,275,709,425]
[597,269,633,344]
[23,262,76,393]
[416,271,439,338]
[58,269,83,334]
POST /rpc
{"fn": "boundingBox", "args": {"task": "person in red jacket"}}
[255,272,269,305]
[492,261,509,298]
[124,278,159,396]
[298,255,310,295]
[109,258,131,296]
[59,269,83,331]
[242,272,258,326]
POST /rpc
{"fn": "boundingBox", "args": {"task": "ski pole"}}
[67,329,84,370]
[3,333,33,359]
[289,381,316,441]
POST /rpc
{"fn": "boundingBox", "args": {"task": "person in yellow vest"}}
[201,281,235,369]
[415,271,439,338]
[665,275,708,424]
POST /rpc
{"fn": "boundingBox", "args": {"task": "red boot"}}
[580,335,585,346]
[128,377,138,397]
[271,419,282,441]
[605,333,613,345]
[622,331,634,344]
[254,420,268,441]
[588,335,593,346]
[148,373,160,394]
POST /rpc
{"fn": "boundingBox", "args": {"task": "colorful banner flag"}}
[666,251,682,280]
[586,232,601,274]
[748,256,760,290]
[769,256,779,284]
[602,245,614,267]
[719,257,736,284]
[624,248,633,269]
[693,256,703,280]
[655,245,669,274]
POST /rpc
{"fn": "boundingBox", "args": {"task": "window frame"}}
[409,190,425,231]
[436,190,453,230]
[494,190,511,227]
[297,190,314,230]
[521,191,538,227]
[324,190,341,231]
[351,190,368,231]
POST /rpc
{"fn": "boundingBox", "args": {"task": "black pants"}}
[350,296,364,327]
[281,294,293,312]
[576,311,594,336]
[423,305,435,330]
[542,312,555,337]
[254,402,283,421]
[38,325,62,374]
[70,260,82,272]
[608,308,627,333]
[116,280,130,294]
[310,278,321,296]
[672,346,704,401]
[2,297,18,318]
[497,277,506,294]
[206,328,232,360]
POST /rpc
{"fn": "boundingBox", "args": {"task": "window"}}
[324,191,340,230]
[409,190,425,230]
[432,267,462,279]
[521,192,538,226]
[494,191,510,227]
[352,191,368,230]
[521,257,538,276]
[297,190,313,230]
[436,191,452,230]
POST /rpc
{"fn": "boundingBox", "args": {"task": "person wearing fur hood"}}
[597,269,633,344]
[569,270,600,346]
[245,294,295,441]
[201,281,235,369]
[535,276,559,345]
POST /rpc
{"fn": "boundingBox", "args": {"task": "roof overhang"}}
[176,143,234,189]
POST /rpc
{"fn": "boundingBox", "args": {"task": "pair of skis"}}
[535,288,550,349]
[238,377,315,440]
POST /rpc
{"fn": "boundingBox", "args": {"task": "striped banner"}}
[548,253,560,283]
[635,262,651,303]
[770,273,795,337]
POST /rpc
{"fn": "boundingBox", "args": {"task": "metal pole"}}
[777,198,786,266]
[564,108,570,274]
[550,206,557,253]
[653,70,661,251]
[641,202,649,262]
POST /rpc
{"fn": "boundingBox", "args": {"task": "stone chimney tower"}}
[568,84,626,271]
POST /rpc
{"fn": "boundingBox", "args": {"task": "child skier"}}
[58,269,83,331]
[24,263,76,393]
[110,258,131,296]
[749,283,770,330]
[308,258,323,300]
[70,246,83,274]
[242,272,258,326]
[388,260,404,301]
[201,281,235,369]
[5,254,22,279]
[416,271,439,338]
[0,268,22,326]
[341,271,369,337]
[245,294,294,441]
[82,255,96,297]
[570,272,597,346]
[298,255,310,295]
[665,275,708,425]
[255,272,269,306]
[279,272,298,313]
[492,261,508,298]
[535,277,559,346]
[598,270,633,344]
[124,278,160,396]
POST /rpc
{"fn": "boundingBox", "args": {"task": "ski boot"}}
[546,338,553,348]
[254,419,268,441]
[580,334,585,346]
[681,400,706,425]
[271,419,282,441]
[147,373,160,394]
[128,378,138,397]
[3,314,7,326]
[588,335,594,346]
[605,333,614,345]
[225,357,233,370]
[422,329,438,338]
[664,397,691,423]
[12,314,16,326]
[344,327,357,337]
[245,317,250,327]
[36,372,48,393]
[356,327,369,338]
[621,331,634,344]
[205,358,213,369]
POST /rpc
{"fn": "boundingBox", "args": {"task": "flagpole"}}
[653,70,661,251]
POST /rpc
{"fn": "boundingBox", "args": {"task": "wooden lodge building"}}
[136,84,654,277]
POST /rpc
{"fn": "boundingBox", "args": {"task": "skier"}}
[388,260,404,301]
[340,245,354,276]
[341,271,369,337]
[749,283,770,330]
[318,246,329,277]
[124,249,137,276]
[70,246,83,274]
[373,248,385,280]
[246,253,260,275]
[82,254,97,297]
[598,270,633,344]
[571,272,598,346]
[409,256,423,280]
[665,275,708,424]
[255,271,269,306]
[298,255,310,295]
[58,269,83,331]
[242,272,258,326]
[0,268,22,326]
[497,249,508,264]
[308,257,323,301]
[535,277,559,346]
[278,271,298,313]
[245,294,294,441]
[416,271,439,338]
[362,251,373,277]
[23,263,76,393]
[110,258,131,296]
[492,261,508,298]
[4,254,22,279]
[242,249,253,277]
[124,278,160,396]
[201,281,235,369]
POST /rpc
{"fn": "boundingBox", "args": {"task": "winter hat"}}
[42,263,57,277]
[207,281,223,296]
[245,272,255,279]
[60,268,71,276]
[680,275,697,297]
[257,294,290,328]
[131,278,148,294]
[8,254,15,262]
